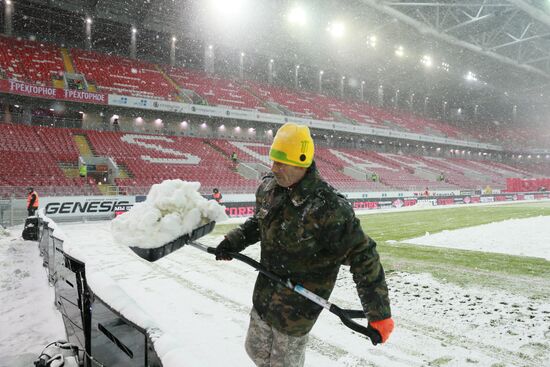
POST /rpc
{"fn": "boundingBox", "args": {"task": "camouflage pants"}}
[245,308,309,367]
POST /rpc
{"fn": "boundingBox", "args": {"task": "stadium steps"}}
[203,140,233,163]
[60,48,75,74]
[240,84,283,114]
[73,134,94,157]
[52,79,65,88]
[58,163,80,178]
[155,65,188,102]
[97,184,117,196]
[116,163,132,178]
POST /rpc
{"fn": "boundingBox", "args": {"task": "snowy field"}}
[1,204,549,366]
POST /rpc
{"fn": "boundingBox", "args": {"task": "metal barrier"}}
[38,216,163,366]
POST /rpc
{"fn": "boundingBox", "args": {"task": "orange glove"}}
[370,318,394,343]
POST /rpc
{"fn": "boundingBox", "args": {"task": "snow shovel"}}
[129,221,382,345]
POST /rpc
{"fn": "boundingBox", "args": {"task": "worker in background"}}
[27,187,39,217]
[212,188,223,203]
[79,164,87,178]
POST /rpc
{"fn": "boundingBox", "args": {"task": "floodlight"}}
[421,55,433,67]
[172,36,177,42]
[235,126,241,132]
[86,17,92,24]
[465,71,477,81]
[154,119,163,125]
[219,124,226,131]
[208,44,213,50]
[320,70,324,75]
[241,52,245,57]
[210,0,246,17]
[395,45,404,57]
[6,0,12,5]
[270,59,274,63]
[367,35,377,48]
[327,21,345,39]
[131,27,137,34]
[288,6,306,26]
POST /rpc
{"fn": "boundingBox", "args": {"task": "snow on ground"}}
[403,215,550,260]
[0,225,65,367]
[1,210,549,366]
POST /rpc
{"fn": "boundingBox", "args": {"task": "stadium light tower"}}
[377,85,384,107]
[360,80,365,101]
[424,96,429,116]
[239,52,245,80]
[130,27,137,59]
[340,76,345,98]
[318,70,324,93]
[205,44,215,74]
[4,0,13,36]
[295,64,300,89]
[268,59,274,85]
[170,37,177,66]
[394,89,399,109]
[85,17,92,50]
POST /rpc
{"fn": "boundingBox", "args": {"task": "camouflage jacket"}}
[225,162,391,336]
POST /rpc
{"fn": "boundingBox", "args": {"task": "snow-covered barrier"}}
[38,214,164,366]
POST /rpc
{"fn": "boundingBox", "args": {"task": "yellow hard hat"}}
[269,123,314,168]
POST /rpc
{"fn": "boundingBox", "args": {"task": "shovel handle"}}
[204,245,382,345]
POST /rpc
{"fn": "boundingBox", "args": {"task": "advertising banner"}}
[0,79,107,105]
[41,196,136,218]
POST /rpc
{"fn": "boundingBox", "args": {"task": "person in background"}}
[79,164,87,178]
[231,151,238,163]
[423,187,430,197]
[113,118,120,132]
[212,188,223,203]
[27,187,39,217]
[215,123,393,367]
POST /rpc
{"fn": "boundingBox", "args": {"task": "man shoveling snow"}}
[111,180,227,249]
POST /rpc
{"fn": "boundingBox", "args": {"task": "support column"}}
[130,27,137,59]
[204,44,215,75]
[4,0,13,36]
[170,37,176,66]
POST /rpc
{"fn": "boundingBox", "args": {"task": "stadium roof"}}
[8,0,550,108]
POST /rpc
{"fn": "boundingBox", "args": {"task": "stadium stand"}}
[0,35,64,86]
[0,124,99,197]
[70,49,179,100]
[0,34,543,150]
[0,122,547,197]
[166,66,267,110]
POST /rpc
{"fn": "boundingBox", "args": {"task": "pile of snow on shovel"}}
[111,180,227,249]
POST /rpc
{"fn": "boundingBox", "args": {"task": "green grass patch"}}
[213,202,550,290]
